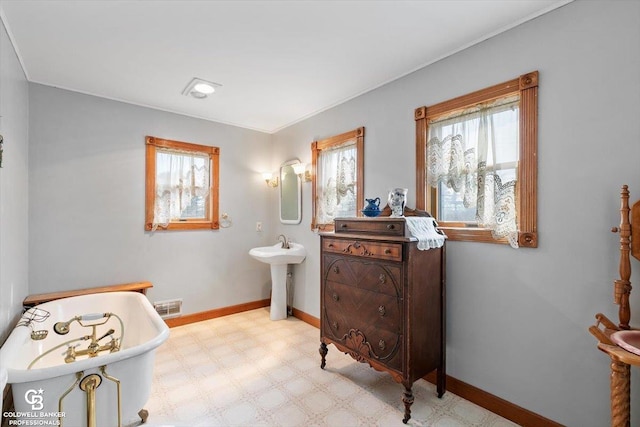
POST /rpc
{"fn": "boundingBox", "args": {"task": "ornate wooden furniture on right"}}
[589,185,640,427]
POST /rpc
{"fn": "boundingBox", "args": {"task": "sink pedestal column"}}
[249,242,305,321]
[270,264,288,320]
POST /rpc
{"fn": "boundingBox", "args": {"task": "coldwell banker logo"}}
[4,388,64,425]
[24,389,44,410]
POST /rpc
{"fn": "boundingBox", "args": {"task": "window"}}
[145,136,219,231]
[415,71,538,247]
[311,127,364,231]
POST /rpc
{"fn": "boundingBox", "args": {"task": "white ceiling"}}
[1,1,570,134]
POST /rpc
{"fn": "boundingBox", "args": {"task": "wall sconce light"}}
[292,163,311,182]
[262,172,279,188]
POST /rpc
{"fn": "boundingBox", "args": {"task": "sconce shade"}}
[291,163,311,182]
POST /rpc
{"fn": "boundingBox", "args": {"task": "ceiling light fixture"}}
[182,77,222,99]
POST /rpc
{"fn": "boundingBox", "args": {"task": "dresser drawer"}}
[324,281,402,332]
[323,255,402,297]
[323,238,402,262]
[322,283,402,370]
[335,218,406,236]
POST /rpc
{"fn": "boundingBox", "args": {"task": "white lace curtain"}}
[427,97,520,247]
[316,142,357,224]
[153,148,210,230]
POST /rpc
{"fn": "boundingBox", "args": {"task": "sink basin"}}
[611,330,640,356]
[249,242,306,265]
[250,242,306,320]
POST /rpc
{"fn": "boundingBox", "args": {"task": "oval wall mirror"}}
[280,159,302,224]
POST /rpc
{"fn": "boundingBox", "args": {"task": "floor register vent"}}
[154,299,183,319]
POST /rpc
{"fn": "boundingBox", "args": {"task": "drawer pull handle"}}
[341,224,348,228]
[332,321,339,330]
[387,224,395,230]
[328,243,334,248]
[378,340,386,351]
[333,266,340,274]
[379,274,386,284]
[384,248,391,254]
[378,305,386,317]
[332,293,339,302]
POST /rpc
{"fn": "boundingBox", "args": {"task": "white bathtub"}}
[0,291,169,427]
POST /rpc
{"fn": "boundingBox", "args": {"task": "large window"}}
[311,127,364,231]
[415,71,538,247]
[145,136,219,231]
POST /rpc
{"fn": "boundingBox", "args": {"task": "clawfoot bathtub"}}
[0,291,169,427]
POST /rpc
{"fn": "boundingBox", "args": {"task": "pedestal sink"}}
[249,242,306,320]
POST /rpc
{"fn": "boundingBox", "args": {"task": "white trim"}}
[0,6,29,81]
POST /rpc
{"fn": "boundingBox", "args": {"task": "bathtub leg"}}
[138,409,149,424]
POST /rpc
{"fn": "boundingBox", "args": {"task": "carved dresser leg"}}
[437,367,446,398]
[319,342,328,369]
[402,386,414,424]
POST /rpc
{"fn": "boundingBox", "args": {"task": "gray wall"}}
[0,18,29,342]
[28,84,275,314]
[271,1,640,426]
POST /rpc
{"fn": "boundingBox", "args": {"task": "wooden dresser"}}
[319,216,446,423]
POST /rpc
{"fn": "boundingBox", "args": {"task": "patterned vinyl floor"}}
[146,308,518,427]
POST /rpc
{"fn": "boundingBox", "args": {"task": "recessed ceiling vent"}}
[182,77,222,99]
[153,299,183,319]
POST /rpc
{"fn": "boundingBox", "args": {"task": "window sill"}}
[439,226,537,247]
[440,227,509,245]
[145,221,219,231]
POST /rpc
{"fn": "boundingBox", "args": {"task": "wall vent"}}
[153,299,183,319]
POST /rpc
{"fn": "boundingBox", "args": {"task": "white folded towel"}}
[405,217,446,250]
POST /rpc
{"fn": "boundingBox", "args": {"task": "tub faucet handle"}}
[97,328,115,342]
[64,344,79,363]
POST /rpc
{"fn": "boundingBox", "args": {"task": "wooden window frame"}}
[145,136,220,231]
[311,127,364,232]
[415,71,538,247]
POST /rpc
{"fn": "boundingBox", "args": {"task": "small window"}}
[311,127,364,231]
[145,136,219,231]
[415,72,538,247]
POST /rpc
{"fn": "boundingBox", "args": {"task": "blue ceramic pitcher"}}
[362,197,381,217]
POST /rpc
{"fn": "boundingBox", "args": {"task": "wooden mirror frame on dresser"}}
[589,185,640,427]
[318,206,445,424]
